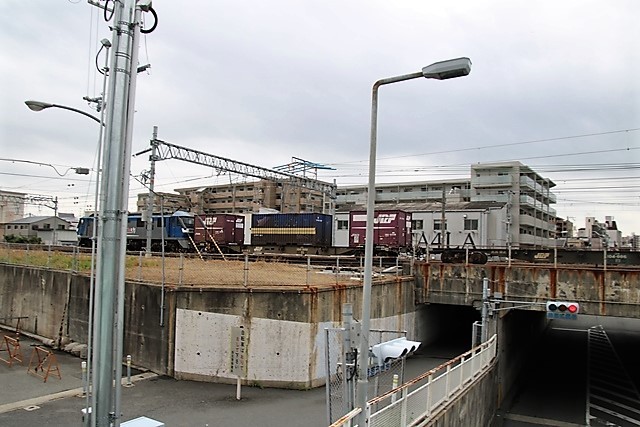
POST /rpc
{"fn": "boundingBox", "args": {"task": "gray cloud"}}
[1,0,638,233]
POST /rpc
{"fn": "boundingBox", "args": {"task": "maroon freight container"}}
[194,214,245,247]
[349,210,412,249]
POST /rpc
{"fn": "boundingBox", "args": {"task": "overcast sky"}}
[1,0,638,234]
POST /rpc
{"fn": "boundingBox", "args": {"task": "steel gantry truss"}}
[0,193,58,212]
[137,136,337,199]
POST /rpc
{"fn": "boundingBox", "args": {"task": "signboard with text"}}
[230,326,247,377]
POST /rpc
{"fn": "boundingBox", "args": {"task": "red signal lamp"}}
[546,301,580,319]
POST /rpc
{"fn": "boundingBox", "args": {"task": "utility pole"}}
[145,126,158,257]
[52,196,58,246]
[89,1,152,426]
[506,191,513,266]
[440,187,446,249]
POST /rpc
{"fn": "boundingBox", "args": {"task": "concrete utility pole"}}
[145,126,158,257]
[90,1,151,426]
[440,187,446,249]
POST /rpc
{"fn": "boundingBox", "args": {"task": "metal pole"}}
[356,71,423,427]
[342,303,354,413]
[53,197,58,246]
[159,197,166,327]
[91,1,140,425]
[440,188,445,249]
[126,355,132,386]
[85,41,109,427]
[145,127,158,257]
[481,277,489,343]
[114,8,142,418]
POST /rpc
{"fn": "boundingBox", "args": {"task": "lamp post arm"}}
[373,71,424,89]
[50,104,103,125]
[356,70,424,426]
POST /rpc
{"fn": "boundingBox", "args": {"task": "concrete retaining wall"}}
[0,263,418,389]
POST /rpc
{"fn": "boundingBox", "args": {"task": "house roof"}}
[7,216,71,225]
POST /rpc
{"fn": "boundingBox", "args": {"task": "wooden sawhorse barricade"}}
[0,335,23,367]
[27,346,62,382]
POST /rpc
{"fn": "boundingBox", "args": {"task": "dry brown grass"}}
[130,257,350,287]
[0,246,361,289]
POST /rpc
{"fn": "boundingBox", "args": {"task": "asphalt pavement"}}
[0,335,463,427]
[0,336,327,427]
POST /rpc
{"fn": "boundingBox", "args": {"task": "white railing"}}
[329,334,497,427]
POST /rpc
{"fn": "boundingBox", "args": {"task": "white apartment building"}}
[335,161,557,249]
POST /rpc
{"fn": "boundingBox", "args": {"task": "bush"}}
[4,234,42,244]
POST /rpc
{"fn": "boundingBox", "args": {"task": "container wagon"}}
[349,210,412,255]
[250,213,332,252]
[194,214,245,253]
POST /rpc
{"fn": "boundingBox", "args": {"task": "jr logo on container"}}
[373,214,397,224]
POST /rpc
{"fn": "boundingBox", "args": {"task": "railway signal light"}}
[546,301,580,320]
[370,337,421,366]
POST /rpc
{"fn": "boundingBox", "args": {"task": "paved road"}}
[0,336,465,426]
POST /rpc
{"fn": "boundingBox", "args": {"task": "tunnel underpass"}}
[498,315,640,426]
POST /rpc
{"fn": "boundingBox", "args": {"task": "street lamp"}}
[25,94,107,427]
[356,57,471,425]
[25,100,102,124]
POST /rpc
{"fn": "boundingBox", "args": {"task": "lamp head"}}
[422,57,472,80]
[25,100,53,112]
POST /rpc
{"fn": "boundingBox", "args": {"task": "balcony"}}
[473,194,510,203]
[472,175,514,188]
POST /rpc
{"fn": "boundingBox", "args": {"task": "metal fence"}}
[330,334,497,427]
[0,242,410,288]
[326,327,408,425]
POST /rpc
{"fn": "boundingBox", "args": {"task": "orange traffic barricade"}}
[0,335,23,367]
[27,346,62,382]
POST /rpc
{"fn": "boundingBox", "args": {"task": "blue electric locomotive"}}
[77,211,195,252]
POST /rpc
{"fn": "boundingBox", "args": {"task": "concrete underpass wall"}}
[427,363,499,427]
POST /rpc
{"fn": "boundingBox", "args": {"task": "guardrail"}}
[329,334,497,427]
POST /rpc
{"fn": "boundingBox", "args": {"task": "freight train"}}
[76,209,414,255]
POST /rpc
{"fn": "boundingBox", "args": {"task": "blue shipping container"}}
[251,213,333,247]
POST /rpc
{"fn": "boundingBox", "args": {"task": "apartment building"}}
[136,179,330,215]
[336,161,557,248]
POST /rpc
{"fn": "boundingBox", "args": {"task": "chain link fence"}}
[326,326,407,425]
[0,242,411,288]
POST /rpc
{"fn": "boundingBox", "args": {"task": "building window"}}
[412,219,424,230]
[464,218,479,231]
[337,220,348,230]
[433,220,447,231]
